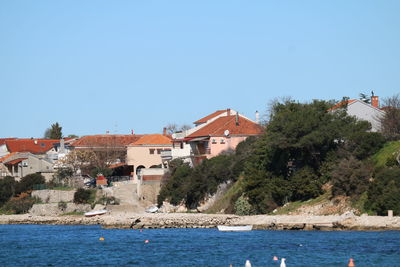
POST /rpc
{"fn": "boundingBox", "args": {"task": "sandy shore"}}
[1,212,400,230]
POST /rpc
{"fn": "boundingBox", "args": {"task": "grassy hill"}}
[372,141,400,168]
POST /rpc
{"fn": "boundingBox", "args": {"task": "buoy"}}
[273,256,278,261]
[144,239,149,243]
[348,258,355,267]
[280,258,286,267]
[99,237,104,241]
[140,229,143,232]
[245,259,252,267]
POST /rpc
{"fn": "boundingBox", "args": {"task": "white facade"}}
[346,100,385,132]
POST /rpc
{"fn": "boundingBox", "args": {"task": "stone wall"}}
[32,190,76,203]
[140,183,161,204]
[29,203,91,216]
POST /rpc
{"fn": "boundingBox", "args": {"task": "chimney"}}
[371,96,379,108]
[255,110,260,124]
[235,112,239,125]
[227,108,231,116]
[163,127,167,136]
[60,138,65,154]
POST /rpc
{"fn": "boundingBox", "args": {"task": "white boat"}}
[217,225,253,231]
[84,209,107,217]
[145,206,158,213]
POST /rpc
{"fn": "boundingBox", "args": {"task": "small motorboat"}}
[217,225,253,231]
[84,209,107,217]
[145,205,158,213]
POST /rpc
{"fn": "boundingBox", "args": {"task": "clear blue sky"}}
[1,1,399,138]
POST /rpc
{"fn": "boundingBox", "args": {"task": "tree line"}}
[158,95,400,215]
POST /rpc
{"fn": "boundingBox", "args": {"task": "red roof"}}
[193,110,226,125]
[0,152,16,163]
[5,139,59,154]
[71,135,143,147]
[5,158,27,165]
[0,138,17,146]
[187,115,263,138]
[130,134,172,146]
[329,99,357,111]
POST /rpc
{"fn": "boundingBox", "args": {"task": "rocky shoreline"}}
[1,212,400,231]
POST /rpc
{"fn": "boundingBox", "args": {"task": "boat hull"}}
[217,225,253,231]
[84,209,107,217]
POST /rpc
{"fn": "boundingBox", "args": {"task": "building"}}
[330,95,385,132]
[126,134,172,181]
[171,108,263,165]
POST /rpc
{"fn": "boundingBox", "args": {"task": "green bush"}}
[2,192,37,214]
[0,176,16,207]
[73,188,93,204]
[331,157,371,197]
[58,201,67,211]
[234,195,253,215]
[365,167,400,215]
[15,173,45,195]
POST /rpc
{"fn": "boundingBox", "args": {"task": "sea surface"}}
[0,225,399,266]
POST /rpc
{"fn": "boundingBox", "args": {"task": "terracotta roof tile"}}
[193,110,226,125]
[5,139,59,154]
[187,115,263,138]
[329,99,357,111]
[0,152,16,163]
[130,134,172,146]
[71,135,143,147]
[0,138,17,146]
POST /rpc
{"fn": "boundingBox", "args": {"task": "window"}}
[220,139,225,144]
[180,142,184,149]
[212,139,217,144]
[157,149,162,154]
[149,149,155,154]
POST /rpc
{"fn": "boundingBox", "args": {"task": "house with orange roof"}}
[70,134,143,177]
[126,134,172,181]
[171,108,263,165]
[330,95,385,132]
[0,138,59,158]
[0,152,54,181]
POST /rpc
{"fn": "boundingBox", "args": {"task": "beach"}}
[1,212,400,231]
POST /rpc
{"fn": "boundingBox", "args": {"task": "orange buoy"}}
[99,237,105,241]
[273,256,278,261]
[348,258,355,267]
[144,239,149,243]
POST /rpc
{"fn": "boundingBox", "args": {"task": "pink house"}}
[184,109,263,165]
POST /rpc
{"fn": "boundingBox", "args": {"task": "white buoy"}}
[280,258,286,267]
[245,259,252,267]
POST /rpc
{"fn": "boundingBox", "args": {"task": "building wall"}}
[347,102,384,132]
[208,136,247,158]
[127,145,172,180]
[0,144,8,158]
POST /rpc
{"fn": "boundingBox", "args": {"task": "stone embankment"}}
[1,212,400,231]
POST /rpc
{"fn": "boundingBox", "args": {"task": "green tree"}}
[331,157,371,197]
[243,99,374,213]
[0,176,16,206]
[365,167,400,215]
[15,173,45,195]
[44,122,63,139]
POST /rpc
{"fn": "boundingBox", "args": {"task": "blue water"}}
[0,225,399,266]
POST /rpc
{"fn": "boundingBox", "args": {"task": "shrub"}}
[331,157,371,198]
[290,167,323,201]
[15,173,45,195]
[2,192,37,214]
[0,176,16,207]
[97,196,119,205]
[58,201,67,211]
[73,188,92,204]
[365,167,400,215]
[234,195,253,215]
